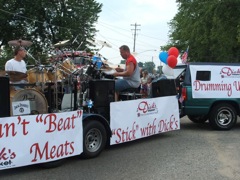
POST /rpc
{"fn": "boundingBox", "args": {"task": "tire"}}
[209,103,237,130]
[80,120,107,159]
[187,115,208,123]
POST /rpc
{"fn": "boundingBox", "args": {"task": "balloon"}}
[168,47,179,58]
[162,64,174,76]
[167,55,178,68]
[159,51,168,64]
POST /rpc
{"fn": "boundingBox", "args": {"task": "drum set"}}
[5,39,86,115]
[5,39,116,116]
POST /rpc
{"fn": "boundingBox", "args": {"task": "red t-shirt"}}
[125,54,137,70]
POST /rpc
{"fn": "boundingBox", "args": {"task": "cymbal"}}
[54,40,70,47]
[102,60,125,69]
[97,40,112,48]
[8,39,33,47]
[6,71,28,82]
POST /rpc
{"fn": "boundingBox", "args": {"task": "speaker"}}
[152,79,177,97]
[0,77,10,117]
[89,80,115,107]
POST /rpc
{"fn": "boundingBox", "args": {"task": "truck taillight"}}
[181,87,187,101]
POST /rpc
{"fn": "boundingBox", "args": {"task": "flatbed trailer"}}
[0,64,180,170]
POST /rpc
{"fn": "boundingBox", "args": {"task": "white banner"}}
[0,110,83,170]
[190,65,240,98]
[110,96,180,145]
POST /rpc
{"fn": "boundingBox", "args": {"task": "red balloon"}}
[168,47,179,58]
[167,55,177,68]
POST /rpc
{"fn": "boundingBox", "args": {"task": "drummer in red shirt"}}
[113,45,140,101]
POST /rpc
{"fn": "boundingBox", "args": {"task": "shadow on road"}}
[180,116,240,131]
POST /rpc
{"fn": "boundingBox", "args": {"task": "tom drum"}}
[60,58,78,77]
[27,68,49,84]
[47,69,63,82]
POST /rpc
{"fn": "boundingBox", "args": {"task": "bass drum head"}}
[10,88,48,115]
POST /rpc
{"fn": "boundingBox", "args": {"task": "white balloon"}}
[162,64,174,76]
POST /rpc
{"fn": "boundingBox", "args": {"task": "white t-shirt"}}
[5,59,27,73]
[5,59,28,85]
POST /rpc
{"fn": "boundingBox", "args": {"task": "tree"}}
[143,61,155,74]
[164,0,240,62]
[138,62,143,68]
[0,0,102,68]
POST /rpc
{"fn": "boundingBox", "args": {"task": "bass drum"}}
[10,88,48,115]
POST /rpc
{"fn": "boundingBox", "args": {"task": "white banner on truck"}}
[190,65,240,98]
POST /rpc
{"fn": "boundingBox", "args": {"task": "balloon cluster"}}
[159,47,179,76]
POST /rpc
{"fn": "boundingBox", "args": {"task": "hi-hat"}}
[54,40,70,47]
[97,40,112,48]
[8,39,33,47]
[6,71,28,82]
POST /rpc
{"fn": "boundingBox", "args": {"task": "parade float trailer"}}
[0,62,180,170]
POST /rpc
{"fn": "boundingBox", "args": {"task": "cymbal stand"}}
[54,63,59,112]
[26,51,40,65]
[40,65,45,92]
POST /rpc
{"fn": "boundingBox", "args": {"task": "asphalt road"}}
[1,117,240,180]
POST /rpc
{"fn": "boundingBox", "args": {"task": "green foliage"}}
[142,61,155,74]
[138,62,143,68]
[0,0,102,68]
[164,0,240,62]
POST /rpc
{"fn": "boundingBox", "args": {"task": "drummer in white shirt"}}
[5,46,28,89]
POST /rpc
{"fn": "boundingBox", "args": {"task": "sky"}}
[93,0,179,67]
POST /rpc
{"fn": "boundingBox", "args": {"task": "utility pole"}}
[131,23,141,52]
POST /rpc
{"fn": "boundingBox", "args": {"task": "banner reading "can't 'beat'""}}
[0,110,83,170]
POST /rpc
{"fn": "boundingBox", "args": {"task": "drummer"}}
[113,45,141,101]
[5,46,28,89]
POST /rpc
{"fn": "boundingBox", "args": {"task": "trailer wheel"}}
[209,103,237,130]
[81,120,107,158]
[187,115,208,123]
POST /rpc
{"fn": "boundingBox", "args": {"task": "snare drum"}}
[60,58,78,77]
[27,68,49,84]
[10,88,48,115]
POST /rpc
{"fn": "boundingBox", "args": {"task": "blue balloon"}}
[159,51,168,64]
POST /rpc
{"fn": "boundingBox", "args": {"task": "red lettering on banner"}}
[137,101,157,114]
[0,123,16,138]
[233,81,240,91]
[221,67,233,76]
[30,141,75,162]
[114,122,138,144]
[38,114,77,133]
[140,118,157,137]
[158,115,178,132]
[193,80,232,96]
[0,116,30,138]
[17,116,30,135]
[0,148,16,161]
